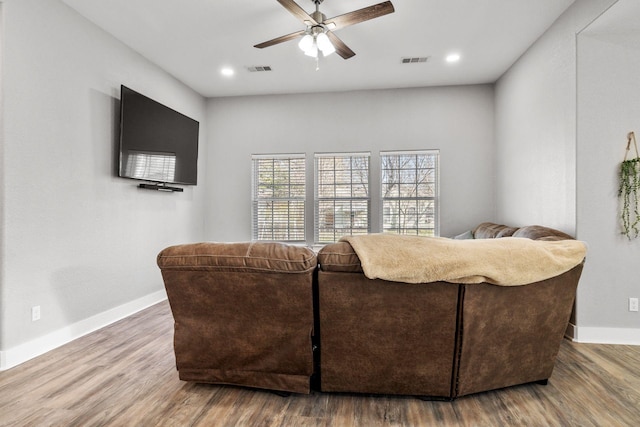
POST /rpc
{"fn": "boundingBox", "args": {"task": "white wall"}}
[0,0,207,368]
[205,85,496,242]
[495,0,617,235]
[576,0,640,342]
[494,0,640,343]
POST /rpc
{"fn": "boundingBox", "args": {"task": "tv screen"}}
[118,85,199,186]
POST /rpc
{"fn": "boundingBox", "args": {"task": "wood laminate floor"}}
[1,301,639,426]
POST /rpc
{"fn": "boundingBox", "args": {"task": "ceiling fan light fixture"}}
[298,28,334,59]
[304,42,319,58]
[305,46,319,58]
[298,34,314,52]
[316,32,335,56]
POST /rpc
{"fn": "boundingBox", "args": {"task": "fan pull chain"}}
[316,56,320,71]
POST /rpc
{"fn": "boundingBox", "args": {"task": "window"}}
[315,153,370,243]
[381,150,439,236]
[251,150,439,244]
[252,154,306,242]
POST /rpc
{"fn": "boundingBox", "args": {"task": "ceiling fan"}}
[254,0,395,59]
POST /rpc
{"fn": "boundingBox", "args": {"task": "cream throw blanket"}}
[339,235,587,286]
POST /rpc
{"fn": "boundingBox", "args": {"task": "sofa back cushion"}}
[473,222,574,241]
[317,242,363,273]
[473,223,519,239]
[512,225,574,241]
[157,241,317,273]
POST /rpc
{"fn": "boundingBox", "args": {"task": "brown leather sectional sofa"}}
[157,223,584,399]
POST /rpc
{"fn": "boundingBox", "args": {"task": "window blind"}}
[315,152,370,243]
[252,154,306,242]
[380,150,439,236]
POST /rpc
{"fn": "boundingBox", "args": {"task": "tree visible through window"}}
[381,150,438,236]
[315,153,370,243]
[252,154,306,242]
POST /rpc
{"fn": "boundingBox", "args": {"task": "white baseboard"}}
[566,323,640,345]
[0,290,167,371]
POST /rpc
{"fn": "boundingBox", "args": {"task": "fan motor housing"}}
[311,10,326,24]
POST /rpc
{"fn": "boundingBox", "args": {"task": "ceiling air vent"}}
[247,66,272,72]
[401,57,429,64]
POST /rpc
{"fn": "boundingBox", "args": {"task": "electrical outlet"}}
[31,305,41,322]
[630,298,639,312]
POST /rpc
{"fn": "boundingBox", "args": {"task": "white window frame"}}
[314,152,371,244]
[380,150,439,236]
[251,153,306,242]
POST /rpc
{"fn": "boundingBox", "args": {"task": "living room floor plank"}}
[1,301,639,426]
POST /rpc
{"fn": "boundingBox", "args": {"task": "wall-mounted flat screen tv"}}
[118,85,199,186]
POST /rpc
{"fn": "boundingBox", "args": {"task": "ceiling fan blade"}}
[324,1,395,30]
[277,0,318,25]
[254,29,306,49]
[326,31,355,59]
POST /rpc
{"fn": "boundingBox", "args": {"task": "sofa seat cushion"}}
[157,241,316,273]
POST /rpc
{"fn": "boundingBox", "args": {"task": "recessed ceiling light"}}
[446,53,461,63]
[221,67,235,77]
